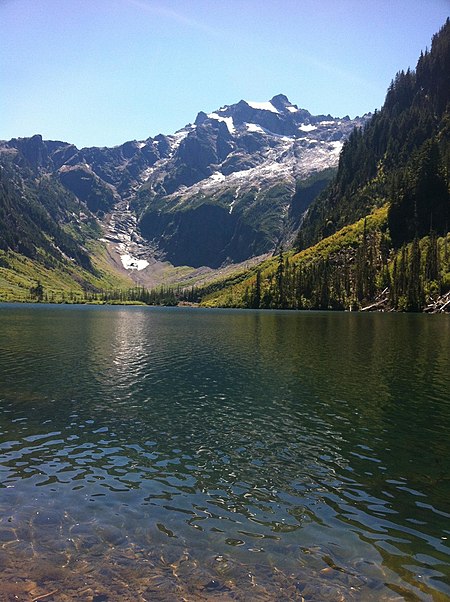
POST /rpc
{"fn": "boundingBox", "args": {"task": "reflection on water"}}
[0,305,449,601]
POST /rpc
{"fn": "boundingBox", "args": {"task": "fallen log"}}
[361,297,388,312]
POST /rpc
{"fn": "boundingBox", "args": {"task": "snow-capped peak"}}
[246,100,280,114]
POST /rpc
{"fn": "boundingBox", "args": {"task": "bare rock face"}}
[0,95,369,270]
[58,165,118,214]
[8,134,51,171]
[134,95,368,266]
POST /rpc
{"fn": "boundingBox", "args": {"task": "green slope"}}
[201,206,450,311]
[0,242,133,303]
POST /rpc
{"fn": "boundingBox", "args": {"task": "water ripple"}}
[0,305,449,600]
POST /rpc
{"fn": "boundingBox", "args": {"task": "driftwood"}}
[31,590,59,602]
[424,291,450,313]
[361,288,450,313]
[361,298,388,311]
[361,288,389,312]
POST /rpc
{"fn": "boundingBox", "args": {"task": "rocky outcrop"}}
[58,165,117,214]
[140,204,269,268]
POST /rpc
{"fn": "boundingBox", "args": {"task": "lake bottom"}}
[0,511,408,602]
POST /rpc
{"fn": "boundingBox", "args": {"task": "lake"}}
[0,304,449,601]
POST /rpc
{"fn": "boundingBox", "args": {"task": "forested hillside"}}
[201,209,450,312]
[299,18,450,250]
[0,157,132,301]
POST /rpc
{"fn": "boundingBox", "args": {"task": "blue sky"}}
[1,0,448,148]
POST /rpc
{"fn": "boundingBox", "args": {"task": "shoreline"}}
[0,297,449,313]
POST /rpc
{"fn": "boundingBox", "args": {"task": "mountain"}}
[133,95,367,267]
[201,20,450,312]
[2,17,449,310]
[0,147,133,302]
[0,96,368,298]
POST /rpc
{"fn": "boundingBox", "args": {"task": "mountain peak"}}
[239,95,299,115]
[194,111,208,125]
[270,93,292,108]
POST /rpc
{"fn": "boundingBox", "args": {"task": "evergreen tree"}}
[251,270,261,309]
[425,230,440,283]
[406,237,423,310]
[30,280,44,302]
[276,246,285,308]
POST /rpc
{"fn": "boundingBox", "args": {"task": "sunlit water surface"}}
[0,305,449,601]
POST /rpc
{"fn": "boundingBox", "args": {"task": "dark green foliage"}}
[80,284,205,306]
[406,238,423,311]
[299,19,450,250]
[239,229,450,312]
[0,162,96,272]
[29,280,44,302]
[425,230,440,282]
[289,168,336,225]
[388,140,450,244]
[276,246,285,307]
[249,269,261,308]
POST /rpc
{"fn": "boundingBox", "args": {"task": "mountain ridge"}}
[0,96,368,288]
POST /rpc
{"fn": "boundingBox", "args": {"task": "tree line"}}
[239,229,449,312]
[29,283,201,305]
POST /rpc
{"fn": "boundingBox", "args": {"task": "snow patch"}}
[207,113,235,133]
[229,184,242,214]
[246,100,279,114]
[329,141,343,154]
[299,124,317,132]
[120,254,149,271]
[140,166,154,180]
[246,123,265,133]
[172,129,189,141]
[137,142,146,149]
[222,117,236,134]
[287,106,298,113]
[319,120,335,126]
[209,171,226,183]
[168,129,190,152]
